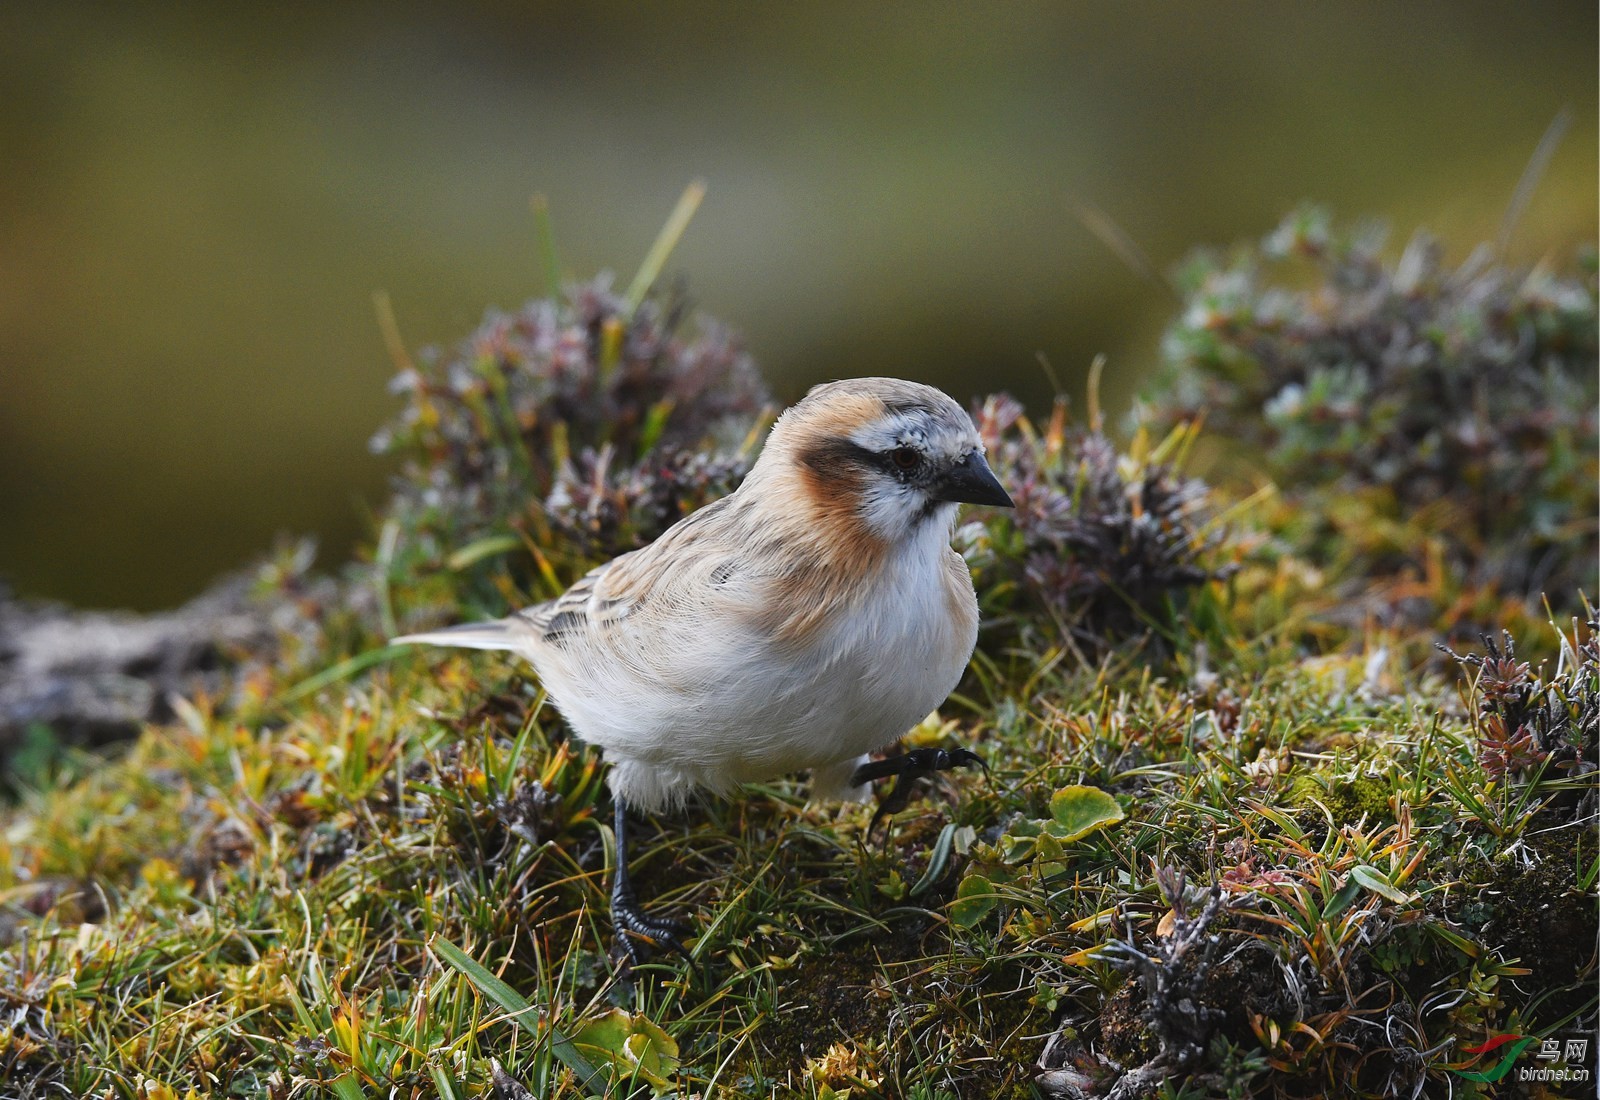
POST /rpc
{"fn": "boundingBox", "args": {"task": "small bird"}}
[395,377,1013,962]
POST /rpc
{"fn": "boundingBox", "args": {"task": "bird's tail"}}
[391,618,529,653]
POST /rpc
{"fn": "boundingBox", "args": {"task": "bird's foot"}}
[850,746,988,833]
[610,886,693,968]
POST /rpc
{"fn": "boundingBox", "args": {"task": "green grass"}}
[2,576,1593,1097]
[2,208,1595,1098]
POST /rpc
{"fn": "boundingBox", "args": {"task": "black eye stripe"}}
[799,437,936,481]
[798,438,878,479]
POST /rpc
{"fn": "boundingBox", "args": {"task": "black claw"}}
[611,888,693,966]
[609,796,695,970]
[849,746,989,834]
[943,747,990,776]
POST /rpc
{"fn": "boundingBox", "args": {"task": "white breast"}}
[760,539,977,775]
[537,522,979,812]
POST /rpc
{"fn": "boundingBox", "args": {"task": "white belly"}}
[730,570,975,778]
[547,543,978,811]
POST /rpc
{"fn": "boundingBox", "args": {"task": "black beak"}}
[933,451,1014,508]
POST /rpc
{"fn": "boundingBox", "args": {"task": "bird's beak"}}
[933,451,1014,508]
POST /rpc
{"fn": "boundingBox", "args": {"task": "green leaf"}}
[330,1075,367,1100]
[446,533,523,570]
[636,399,676,457]
[1349,864,1415,904]
[277,645,411,705]
[428,1065,461,1100]
[1425,922,1483,959]
[432,937,607,1092]
[1244,799,1306,841]
[573,1008,680,1091]
[1048,785,1126,842]
[949,872,999,929]
[1000,819,1044,863]
[1037,860,1070,882]
[1033,827,1069,857]
[1322,879,1364,922]
[909,823,957,898]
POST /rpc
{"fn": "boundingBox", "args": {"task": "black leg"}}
[609,796,692,966]
[850,746,988,832]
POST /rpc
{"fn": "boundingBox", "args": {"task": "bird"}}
[394,377,1014,963]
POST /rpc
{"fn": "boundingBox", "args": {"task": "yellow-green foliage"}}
[3,214,1595,1099]
[1147,207,1599,647]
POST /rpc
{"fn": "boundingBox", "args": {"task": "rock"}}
[0,544,331,772]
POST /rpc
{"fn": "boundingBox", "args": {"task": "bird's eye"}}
[889,446,920,471]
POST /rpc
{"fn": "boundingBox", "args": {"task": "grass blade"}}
[909,823,957,898]
[432,936,608,1092]
[530,192,562,296]
[624,180,706,314]
[278,645,410,705]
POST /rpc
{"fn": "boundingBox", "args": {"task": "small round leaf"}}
[1048,785,1126,842]
[949,872,1000,929]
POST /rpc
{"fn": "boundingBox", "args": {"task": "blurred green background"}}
[1,2,1594,611]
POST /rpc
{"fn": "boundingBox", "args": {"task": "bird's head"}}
[754,377,1014,548]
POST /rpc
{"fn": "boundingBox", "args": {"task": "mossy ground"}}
[4,585,1592,1097]
[1,213,1595,1099]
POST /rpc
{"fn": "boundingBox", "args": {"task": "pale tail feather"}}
[391,619,527,653]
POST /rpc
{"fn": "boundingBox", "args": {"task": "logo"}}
[1450,1033,1591,1085]
[1454,1035,1536,1083]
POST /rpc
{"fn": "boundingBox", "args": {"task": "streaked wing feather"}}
[518,495,748,652]
[516,560,631,646]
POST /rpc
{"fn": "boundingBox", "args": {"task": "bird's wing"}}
[512,559,630,645]
[516,493,755,654]
[396,494,758,666]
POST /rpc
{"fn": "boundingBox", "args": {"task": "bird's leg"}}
[850,747,988,832]
[609,796,692,966]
